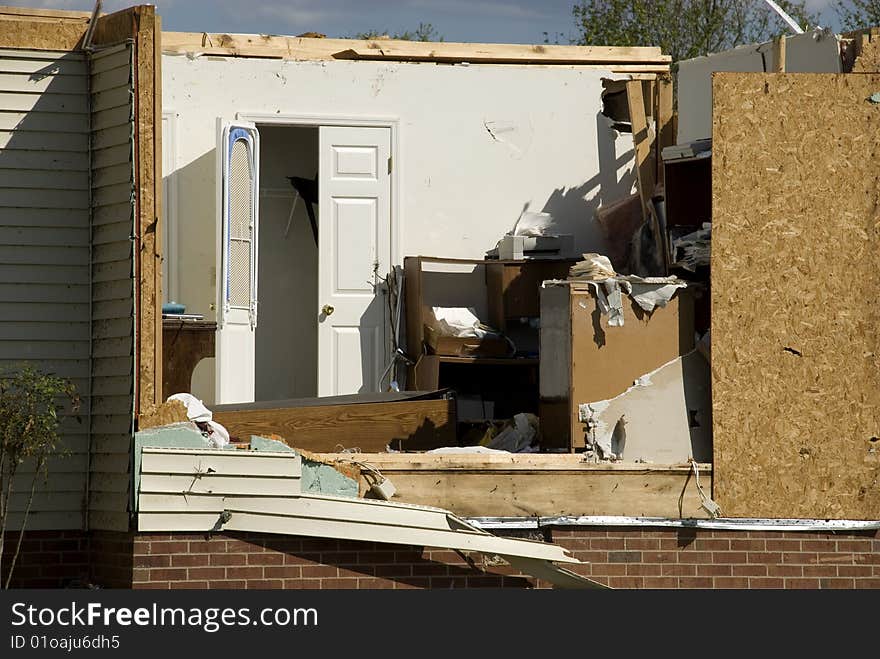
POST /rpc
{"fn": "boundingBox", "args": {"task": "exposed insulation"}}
[711,73,880,519]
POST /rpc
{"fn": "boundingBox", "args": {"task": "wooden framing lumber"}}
[93,6,164,420]
[656,73,674,184]
[161,31,670,71]
[317,453,712,519]
[212,398,456,452]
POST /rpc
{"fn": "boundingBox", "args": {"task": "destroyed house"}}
[0,4,878,589]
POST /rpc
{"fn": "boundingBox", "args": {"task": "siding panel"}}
[88,43,135,534]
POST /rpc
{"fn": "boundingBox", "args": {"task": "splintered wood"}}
[711,73,880,519]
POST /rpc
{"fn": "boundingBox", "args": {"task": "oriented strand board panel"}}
[712,73,880,519]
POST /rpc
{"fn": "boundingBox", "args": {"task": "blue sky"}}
[15,1,843,43]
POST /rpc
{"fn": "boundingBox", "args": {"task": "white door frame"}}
[237,112,400,394]
[237,113,400,267]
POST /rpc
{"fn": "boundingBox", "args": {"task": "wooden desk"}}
[162,318,216,398]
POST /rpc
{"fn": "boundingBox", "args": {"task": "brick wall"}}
[131,532,533,589]
[128,527,880,590]
[6,526,879,589]
[549,527,880,589]
[1,530,91,588]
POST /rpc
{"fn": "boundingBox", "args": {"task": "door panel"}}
[318,126,391,396]
[216,120,259,404]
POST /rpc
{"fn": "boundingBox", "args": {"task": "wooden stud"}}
[161,31,670,69]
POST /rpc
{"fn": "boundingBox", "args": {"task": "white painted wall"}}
[256,125,319,401]
[163,55,636,401]
[677,28,841,144]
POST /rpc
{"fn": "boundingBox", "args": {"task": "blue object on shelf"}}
[162,302,186,315]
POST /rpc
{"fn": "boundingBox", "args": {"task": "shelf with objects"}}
[403,255,575,432]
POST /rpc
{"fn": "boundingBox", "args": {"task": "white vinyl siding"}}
[88,43,135,532]
[0,48,90,530]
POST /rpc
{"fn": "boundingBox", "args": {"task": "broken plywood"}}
[712,72,880,519]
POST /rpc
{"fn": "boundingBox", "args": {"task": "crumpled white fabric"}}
[167,393,230,447]
[429,307,488,339]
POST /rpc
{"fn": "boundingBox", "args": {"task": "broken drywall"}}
[578,350,712,464]
[250,435,358,498]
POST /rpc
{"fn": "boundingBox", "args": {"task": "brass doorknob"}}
[322,304,335,316]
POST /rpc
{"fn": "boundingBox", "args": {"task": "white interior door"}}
[318,126,391,396]
[216,120,259,403]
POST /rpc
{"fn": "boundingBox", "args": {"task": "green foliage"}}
[836,0,880,30]
[0,365,80,588]
[353,23,443,42]
[571,0,818,62]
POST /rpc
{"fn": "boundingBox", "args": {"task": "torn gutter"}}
[468,516,880,532]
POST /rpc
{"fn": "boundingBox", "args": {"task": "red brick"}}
[284,553,319,566]
[359,577,395,589]
[694,539,730,551]
[801,540,835,551]
[357,551,398,564]
[171,581,208,589]
[839,565,874,578]
[208,580,247,588]
[730,539,766,551]
[320,577,359,589]
[147,541,189,554]
[624,538,660,550]
[224,540,259,554]
[803,565,839,578]
[678,577,713,588]
[590,538,626,550]
[589,563,627,577]
[641,551,677,564]
[712,577,749,589]
[626,563,663,576]
[187,567,226,580]
[854,578,880,589]
[749,578,784,589]
[374,564,413,578]
[785,578,820,589]
[816,552,853,565]
[412,563,450,576]
[768,564,803,577]
[246,579,284,589]
[210,553,247,567]
[782,552,818,564]
[149,568,187,581]
[171,554,210,568]
[134,554,170,568]
[712,551,748,564]
[697,564,732,577]
[732,564,767,577]
[837,539,873,553]
[820,578,855,589]
[132,568,150,583]
[608,551,642,563]
[570,551,608,563]
[189,541,225,553]
[226,566,263,580]
[747,552,783,564]
[135,582,170,589]
[466,575,506,588]
[765,539,802,552]
[248,552,284,566]
[263,566,300,579]
[678,551,713,564]
[284,579,321,589]
[662,564,696,576]
[606,576,644,589]
[642,577,678,589]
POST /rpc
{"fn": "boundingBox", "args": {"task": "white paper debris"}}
[429,307,487,338]
[486,412,538,452]
[513,210,557,237]
[167,393,230,447]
